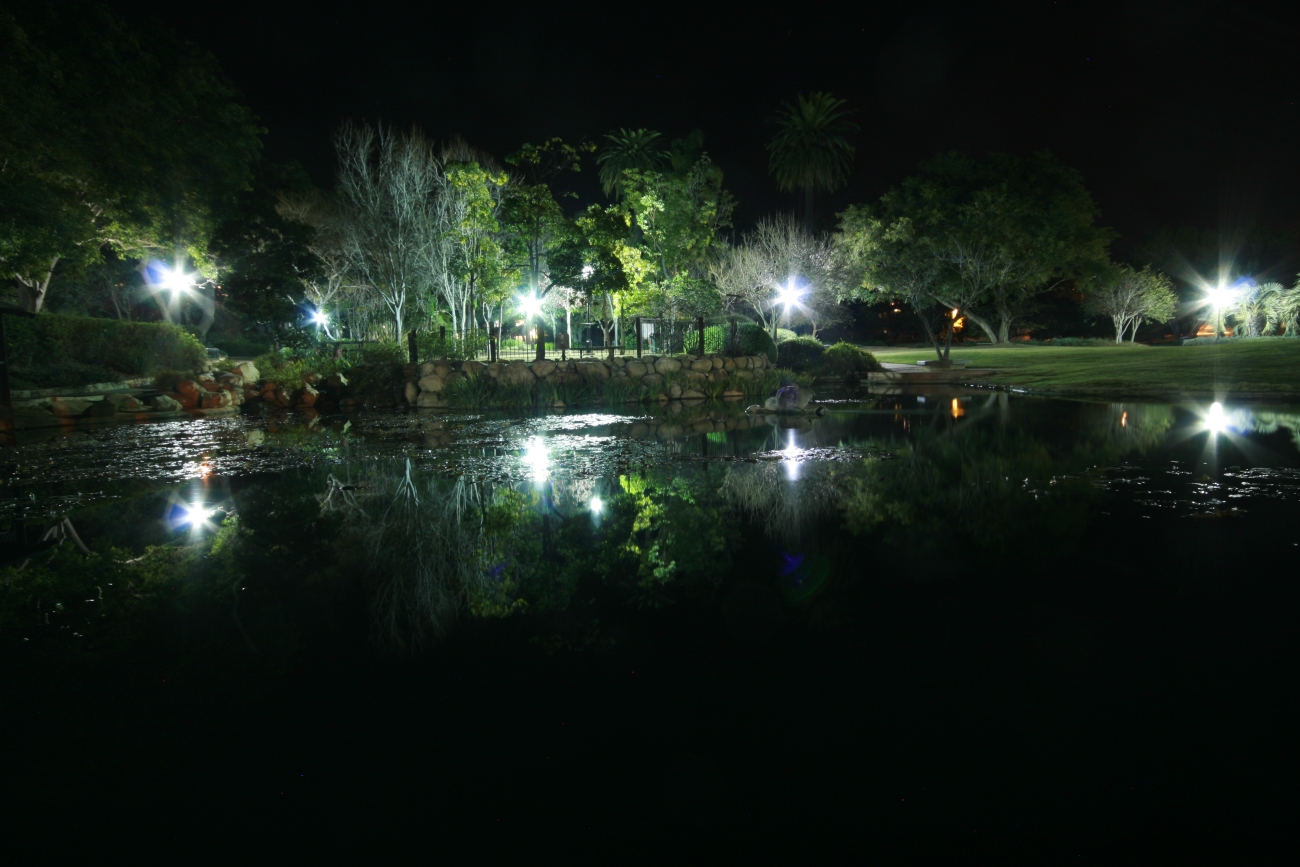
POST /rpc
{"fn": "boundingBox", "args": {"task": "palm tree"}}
[766,92,858,231]
[597,128,666,197]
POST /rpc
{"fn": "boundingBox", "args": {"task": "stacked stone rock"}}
[411,353,771,409]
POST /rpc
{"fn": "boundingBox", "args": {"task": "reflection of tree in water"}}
[322,460,540,650]
[1244,411,1300,451]
[841,411,1098,557]
[720,460,857,541]
[1074,402,1177,459]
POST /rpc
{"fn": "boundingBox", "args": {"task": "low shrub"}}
[777,337,826,372]
[816,342,883,377]
[736,323,778,363]
[5,313,207,388]
[1042,337,1119,347]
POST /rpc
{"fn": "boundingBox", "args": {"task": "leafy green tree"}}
[615,156,736,323]
[502,138,593,331]
[0,2,262,313]
[430,160,513,337]
[1084,265,1177,343]
[766,92,858,231]
[837,206,973,361]
[596,129,666,198]
[209,163,323,343]
[839,151,1113,351]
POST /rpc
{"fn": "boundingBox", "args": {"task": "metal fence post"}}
[634,316,643,358]
[489,326,499,362]
[697,316,706,356]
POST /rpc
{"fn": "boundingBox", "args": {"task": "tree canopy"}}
[0,1,263,312]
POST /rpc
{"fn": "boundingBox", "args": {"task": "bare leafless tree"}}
[334,124,440,338]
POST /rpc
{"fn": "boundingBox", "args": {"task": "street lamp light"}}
[1206,284,1237,341]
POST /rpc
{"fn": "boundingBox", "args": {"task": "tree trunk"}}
[15,258,59,314]
[917,310,942,360]
[962,309,998,344]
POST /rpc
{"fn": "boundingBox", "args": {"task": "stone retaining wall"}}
[407,353,772,409]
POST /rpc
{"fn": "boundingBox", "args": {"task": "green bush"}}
[418,330,488,362]
[5,313,207,389]
[816,342,883,377]
[777,336,826,371]
[737,323,778,363]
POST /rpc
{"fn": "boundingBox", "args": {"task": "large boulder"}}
[500,363,536,386]
[576,361,610,380]
[327,372,349,389]
[533,359,557,379]
[681,389,705,400]
[152,395,184,411]
[668,382,683,399]
[404,382,420,404]
[654,356,682,374]
[625,361,648,377]
[462,360,488,378]
[232,361,260,382]
[418,374,446,393]
[416,392,448,408]
[217,372,244,388]
[199,389,232,409]
[709,369,728,383]
[44,397,93,417]
[296,384,319,408]
[689,359,713,373]
[418,361,439,378]
[712,356,725,370]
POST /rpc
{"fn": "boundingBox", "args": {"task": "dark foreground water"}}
[2,390,1298,857]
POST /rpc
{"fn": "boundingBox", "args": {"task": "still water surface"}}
[3,391,1297,854]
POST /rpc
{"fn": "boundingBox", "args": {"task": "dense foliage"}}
[5,313,207,389]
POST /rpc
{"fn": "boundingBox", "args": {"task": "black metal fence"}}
[393,316,753,364]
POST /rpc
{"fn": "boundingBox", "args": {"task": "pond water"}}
[2,390,1298,855]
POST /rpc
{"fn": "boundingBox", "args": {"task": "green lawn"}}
[870,341,1300,397]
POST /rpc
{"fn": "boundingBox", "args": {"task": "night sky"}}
[113,0,1299,267]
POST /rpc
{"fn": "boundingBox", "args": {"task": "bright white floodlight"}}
[1204,401,1228,435]
[590,496,604,514]
[177,503,215,528]
[311,310,330,326]
[1207,285,1235,309]
[161,267,195,295]
[775,279,803,308]
[518,292,542,319]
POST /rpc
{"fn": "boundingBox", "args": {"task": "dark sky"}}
[113,0,1299,266]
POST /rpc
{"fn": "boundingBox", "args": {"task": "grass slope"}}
[872,341,1300,396]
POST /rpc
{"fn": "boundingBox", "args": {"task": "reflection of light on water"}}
[174,502,215,530]
[783,430,800,481]
[524,436,550,482]
[1204,401,1228,435]
[1121,411,1128,428]
[590,496,603,514]
[951,398,964,419]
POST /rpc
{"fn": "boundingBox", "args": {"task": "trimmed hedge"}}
[818,341,883,377]
[5,313,208,389]
[777,336,826,371]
